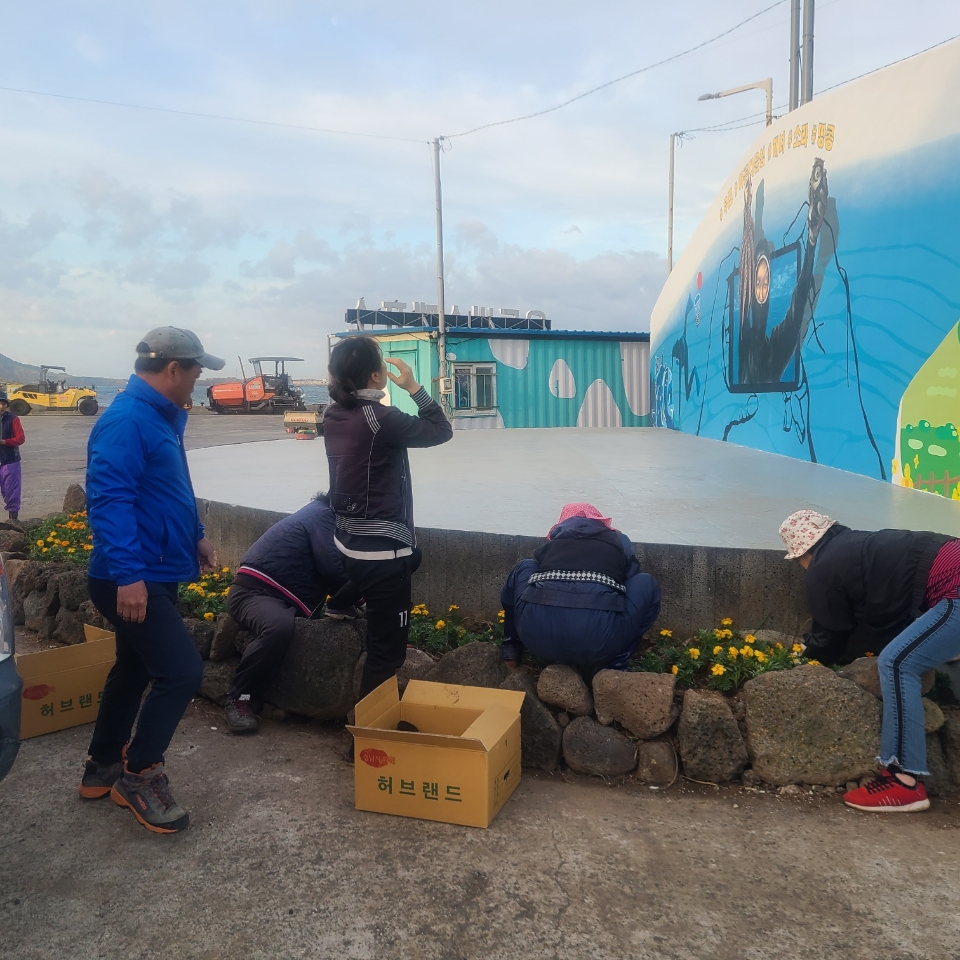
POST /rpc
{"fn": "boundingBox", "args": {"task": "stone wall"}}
[197,499,809,636]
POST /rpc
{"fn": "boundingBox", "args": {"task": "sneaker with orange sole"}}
[78,757,124,800]
[843,769,930,813]
[110,762,190,833]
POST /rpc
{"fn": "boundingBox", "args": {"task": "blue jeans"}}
[878,598,960,777]
[87,578,204,773]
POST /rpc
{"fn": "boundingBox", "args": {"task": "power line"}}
[444,0,790,139]
[0,83,429,144]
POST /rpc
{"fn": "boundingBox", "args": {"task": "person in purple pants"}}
[0,391,25,521]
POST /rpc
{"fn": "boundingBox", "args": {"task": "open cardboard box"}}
[16,624,116,739]
[347,676,525,828]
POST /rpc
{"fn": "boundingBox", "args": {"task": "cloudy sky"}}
[1,0,958,378]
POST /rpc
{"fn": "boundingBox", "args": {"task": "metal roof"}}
[336,327,649,343]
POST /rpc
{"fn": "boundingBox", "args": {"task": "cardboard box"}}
[16,624,116,739]
[347,677,525,828]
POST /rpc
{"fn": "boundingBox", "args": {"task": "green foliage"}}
[28,512,93,565]
[407,603,504,656]
[631,621,813,692]
[179,568,234,620]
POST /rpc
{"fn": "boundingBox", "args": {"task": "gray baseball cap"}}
[136,326,225,370]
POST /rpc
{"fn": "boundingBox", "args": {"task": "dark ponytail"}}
[328,336,384,410]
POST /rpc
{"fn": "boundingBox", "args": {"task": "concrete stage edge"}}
[192,428,960,635]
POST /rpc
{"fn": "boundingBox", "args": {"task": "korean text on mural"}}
[720,122,836,221]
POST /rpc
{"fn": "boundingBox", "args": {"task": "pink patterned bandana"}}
[779,510,837,560]
[555,502,613,530]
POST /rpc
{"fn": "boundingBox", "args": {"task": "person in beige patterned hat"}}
[780,510,960,813]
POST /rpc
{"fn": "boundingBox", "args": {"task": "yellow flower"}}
[42,547,48,553]
[711,664,726,676]
[754,650,766,663]
[740,646,753,658]
[448,604,460,612]
[791,643,804,653]
[713,628,723,638]
[83,544,93,551]
[660,629,673,638]
[720,618,733,627]
[713,645,723,655]
[671,664,679,675]
[68,548,76,554]
[498,610,505,618]
[203,612,214,621]
[722,629,733,639]
[728,647,738,659]
[808,659,820,665]
[36,539,44,547]
[775,642,784,650]
[221,566,230,573]
[688,648,700,660]
[865,651,874,657]
[435,620,446,630]
[744,634,756,644]
[60,540,70,547]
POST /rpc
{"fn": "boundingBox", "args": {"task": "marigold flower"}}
[434,620,446,630]
[68,548,75,553]
[42,547,48,553]
[222,566,230,573]
[448,604,460,612]
[688,648,700,660]
[660,629,673,638]
[754,650,766,663]
[671,664,679,675]
[744,634,756,644]
[808,658,820,665]
[83,544,93,551]
[60,540,70,547]
[728,647,738,659]
[203,612,215,621]
[713,645,723,655]
[775,642,784,650]
[713,628,723,638]
[36,540,44,547]
[722,629,734,639]
[720,618,733,627]
[711,664,726,676]
[791,643,804,653]
[740,646,753,658]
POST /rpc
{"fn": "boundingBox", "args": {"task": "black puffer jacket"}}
[804,524,950,663]
[232,497,346,616]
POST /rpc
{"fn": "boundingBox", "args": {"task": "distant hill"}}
[0,353,127,387]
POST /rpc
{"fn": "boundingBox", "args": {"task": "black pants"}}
[87,578,204,773]
[344,549,421,699]
[227,585,298,702]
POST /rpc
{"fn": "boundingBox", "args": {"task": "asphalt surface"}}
[2,703,960,960]
[14,409,283,518]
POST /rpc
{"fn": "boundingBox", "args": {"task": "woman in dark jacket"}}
[323,336,452,721]
[500,503,661,671]
[780,509,960,813]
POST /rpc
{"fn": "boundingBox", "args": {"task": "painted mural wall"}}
[650,40,960,492]
[375,332,650,428]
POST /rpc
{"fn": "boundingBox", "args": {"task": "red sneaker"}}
[844,770,930,812]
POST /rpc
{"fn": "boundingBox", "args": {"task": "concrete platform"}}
[188,428,960,550]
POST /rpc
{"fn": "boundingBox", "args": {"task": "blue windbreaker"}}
[87,375,203,586]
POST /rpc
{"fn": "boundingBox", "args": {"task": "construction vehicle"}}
[206,357,306,414]
[7,366,99,416]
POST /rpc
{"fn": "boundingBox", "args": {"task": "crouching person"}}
[500,503,660,672]
[780,509,960,813]
[223,494,357,732]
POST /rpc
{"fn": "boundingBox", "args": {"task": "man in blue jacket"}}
[79,327,224,834]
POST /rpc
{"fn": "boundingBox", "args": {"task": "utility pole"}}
[432,137,448,409]
[800,0,815,105]
[788,0,801,111]
[667,133,676,274]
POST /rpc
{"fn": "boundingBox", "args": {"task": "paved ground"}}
[2,704,960,960]
[14,410,283,518]
[187,428,960,550]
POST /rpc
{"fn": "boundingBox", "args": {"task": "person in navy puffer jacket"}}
[500,503,660,671]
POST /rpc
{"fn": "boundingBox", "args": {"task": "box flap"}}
[461,702,522,751]
[83,624,115,642]
[355,674,400,728]
[402,679,525,714]
[15,636,116,682]
[345,725,488,751]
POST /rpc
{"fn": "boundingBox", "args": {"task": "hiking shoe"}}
[111,763,190,834]
[225,695,259,733]
[843,769,930,813]
[342,741,355,764]
[79,757,124,800]
[326,605,360,620]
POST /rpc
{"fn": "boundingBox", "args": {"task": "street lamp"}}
[698,78,774,128]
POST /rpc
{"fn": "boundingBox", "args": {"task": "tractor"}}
[7,365,99,416]
[206,357,306,414]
